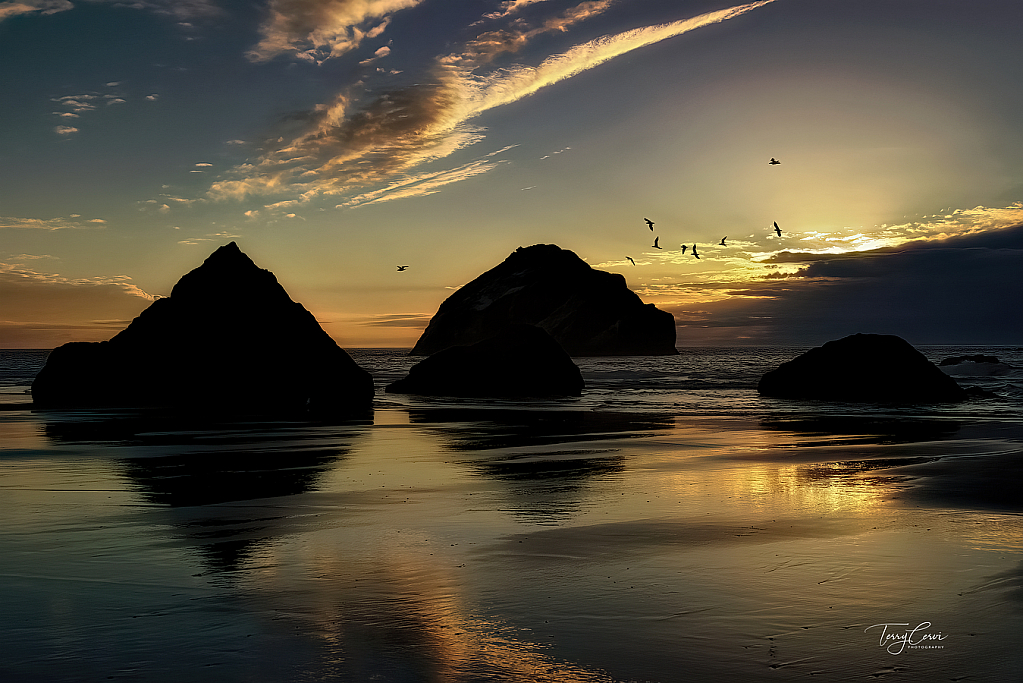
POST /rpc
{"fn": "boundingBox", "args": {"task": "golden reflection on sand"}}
[247,544,614,682]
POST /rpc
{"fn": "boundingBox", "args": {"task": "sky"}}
[2,0,1021,349]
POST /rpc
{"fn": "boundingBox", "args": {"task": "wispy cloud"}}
[0,0,72,23]
[0,0,218,25]
[0,215,107,229]
[247,0,424,64]
[359,312,432,328]
[480,0,550,22]
[450,0,614,66]
[176,230,241,246]
[753,202,1023,263]
[0,258,155,300]
[211,1,774,207]
[50,82,129,131]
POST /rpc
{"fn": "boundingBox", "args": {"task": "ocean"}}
[1,346,1021,682]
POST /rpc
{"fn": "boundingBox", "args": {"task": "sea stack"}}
[757,333,967,403]
[410,244,677,357]
[32,243,374,414]
[387,324,584,397]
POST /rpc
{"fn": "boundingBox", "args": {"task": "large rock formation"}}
[387,324,584,397]
[410,244,677,357]
[757,333,967,403]
[32,243,373,414]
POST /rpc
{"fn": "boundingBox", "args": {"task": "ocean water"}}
[1,346,1021,682]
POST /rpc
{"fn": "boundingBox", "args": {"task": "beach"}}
[1,347,1021,682]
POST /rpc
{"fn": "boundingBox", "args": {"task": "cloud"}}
[359,43,391,65]
[668,222,1023,345]
[212,1,773,206]
[176,230,241,245]
[146,93,159,101]
[480,0,550,22]
[247,0,424,64]
[0,215,107,229]
[52,94,98,113]
[756,203,1023,264]
[451,0,614,66]
[88,0,221,21]
[0,259,155,301]
[0,0,72,23]
[359,312,432,328]
[54,125,78,135]
[0,259,156,347]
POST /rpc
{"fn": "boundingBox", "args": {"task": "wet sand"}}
[1,406,1021,681]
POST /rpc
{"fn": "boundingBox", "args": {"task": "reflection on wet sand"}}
[410,408,670,525]
[246,546,615,682]
[4,405,1018,681]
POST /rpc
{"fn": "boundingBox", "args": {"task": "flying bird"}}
[769,158,780,165]
[652,236,661,249]
[396,265,409,271]
[680,244,688,254]
[773,222,782,237]
[719,236,727,246]
[644,218,655,231]
[626,256,636,266]
[691,244,700,259]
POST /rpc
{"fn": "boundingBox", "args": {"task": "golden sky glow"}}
[1,0,1021,348]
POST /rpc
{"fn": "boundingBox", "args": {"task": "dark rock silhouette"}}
[410,244,677,356]
[387,324,584,397]
[757,333,967,403]
[939,354,1000,366]
[32,242,373,414]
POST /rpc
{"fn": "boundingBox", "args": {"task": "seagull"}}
[769,158,780,165]
[719,236,727,246]
[692,244,700,259]
[652,236,662,249]
[626,256,636,266]
[644,218,655,231]
[773,222,782,237]
[680,244,688,254]
[396,265,409,271]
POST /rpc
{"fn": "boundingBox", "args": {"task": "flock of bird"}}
[625,157,784,266]
[396,158,787,272]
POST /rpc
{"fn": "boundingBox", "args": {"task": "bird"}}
[396,265,409,271]
[652,236,662,249]
[680,244,688,254]
[719,236,727,246]
[644,218,655,231]
[769,158,780,165]
[692,244,700,259]
[773,222,782,237]
[626,256,636,266]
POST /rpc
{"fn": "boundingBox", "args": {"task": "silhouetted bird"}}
[692,244,700,259]
[396,265,409,271]
[769,158,780,165]
[652,236,661,249]
[626,256,636,266]
[773,222,782,237]
[644,218,655,231]
[719,236,727,246]
[680,244,688,254]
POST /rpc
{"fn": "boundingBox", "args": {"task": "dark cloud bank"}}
[674,223,1023,346]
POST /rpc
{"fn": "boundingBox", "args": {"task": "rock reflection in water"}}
[408,409,670,524]
[43,410,360,572]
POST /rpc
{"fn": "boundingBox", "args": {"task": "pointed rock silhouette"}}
[410,244,677,356]
[32,242,373,415]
